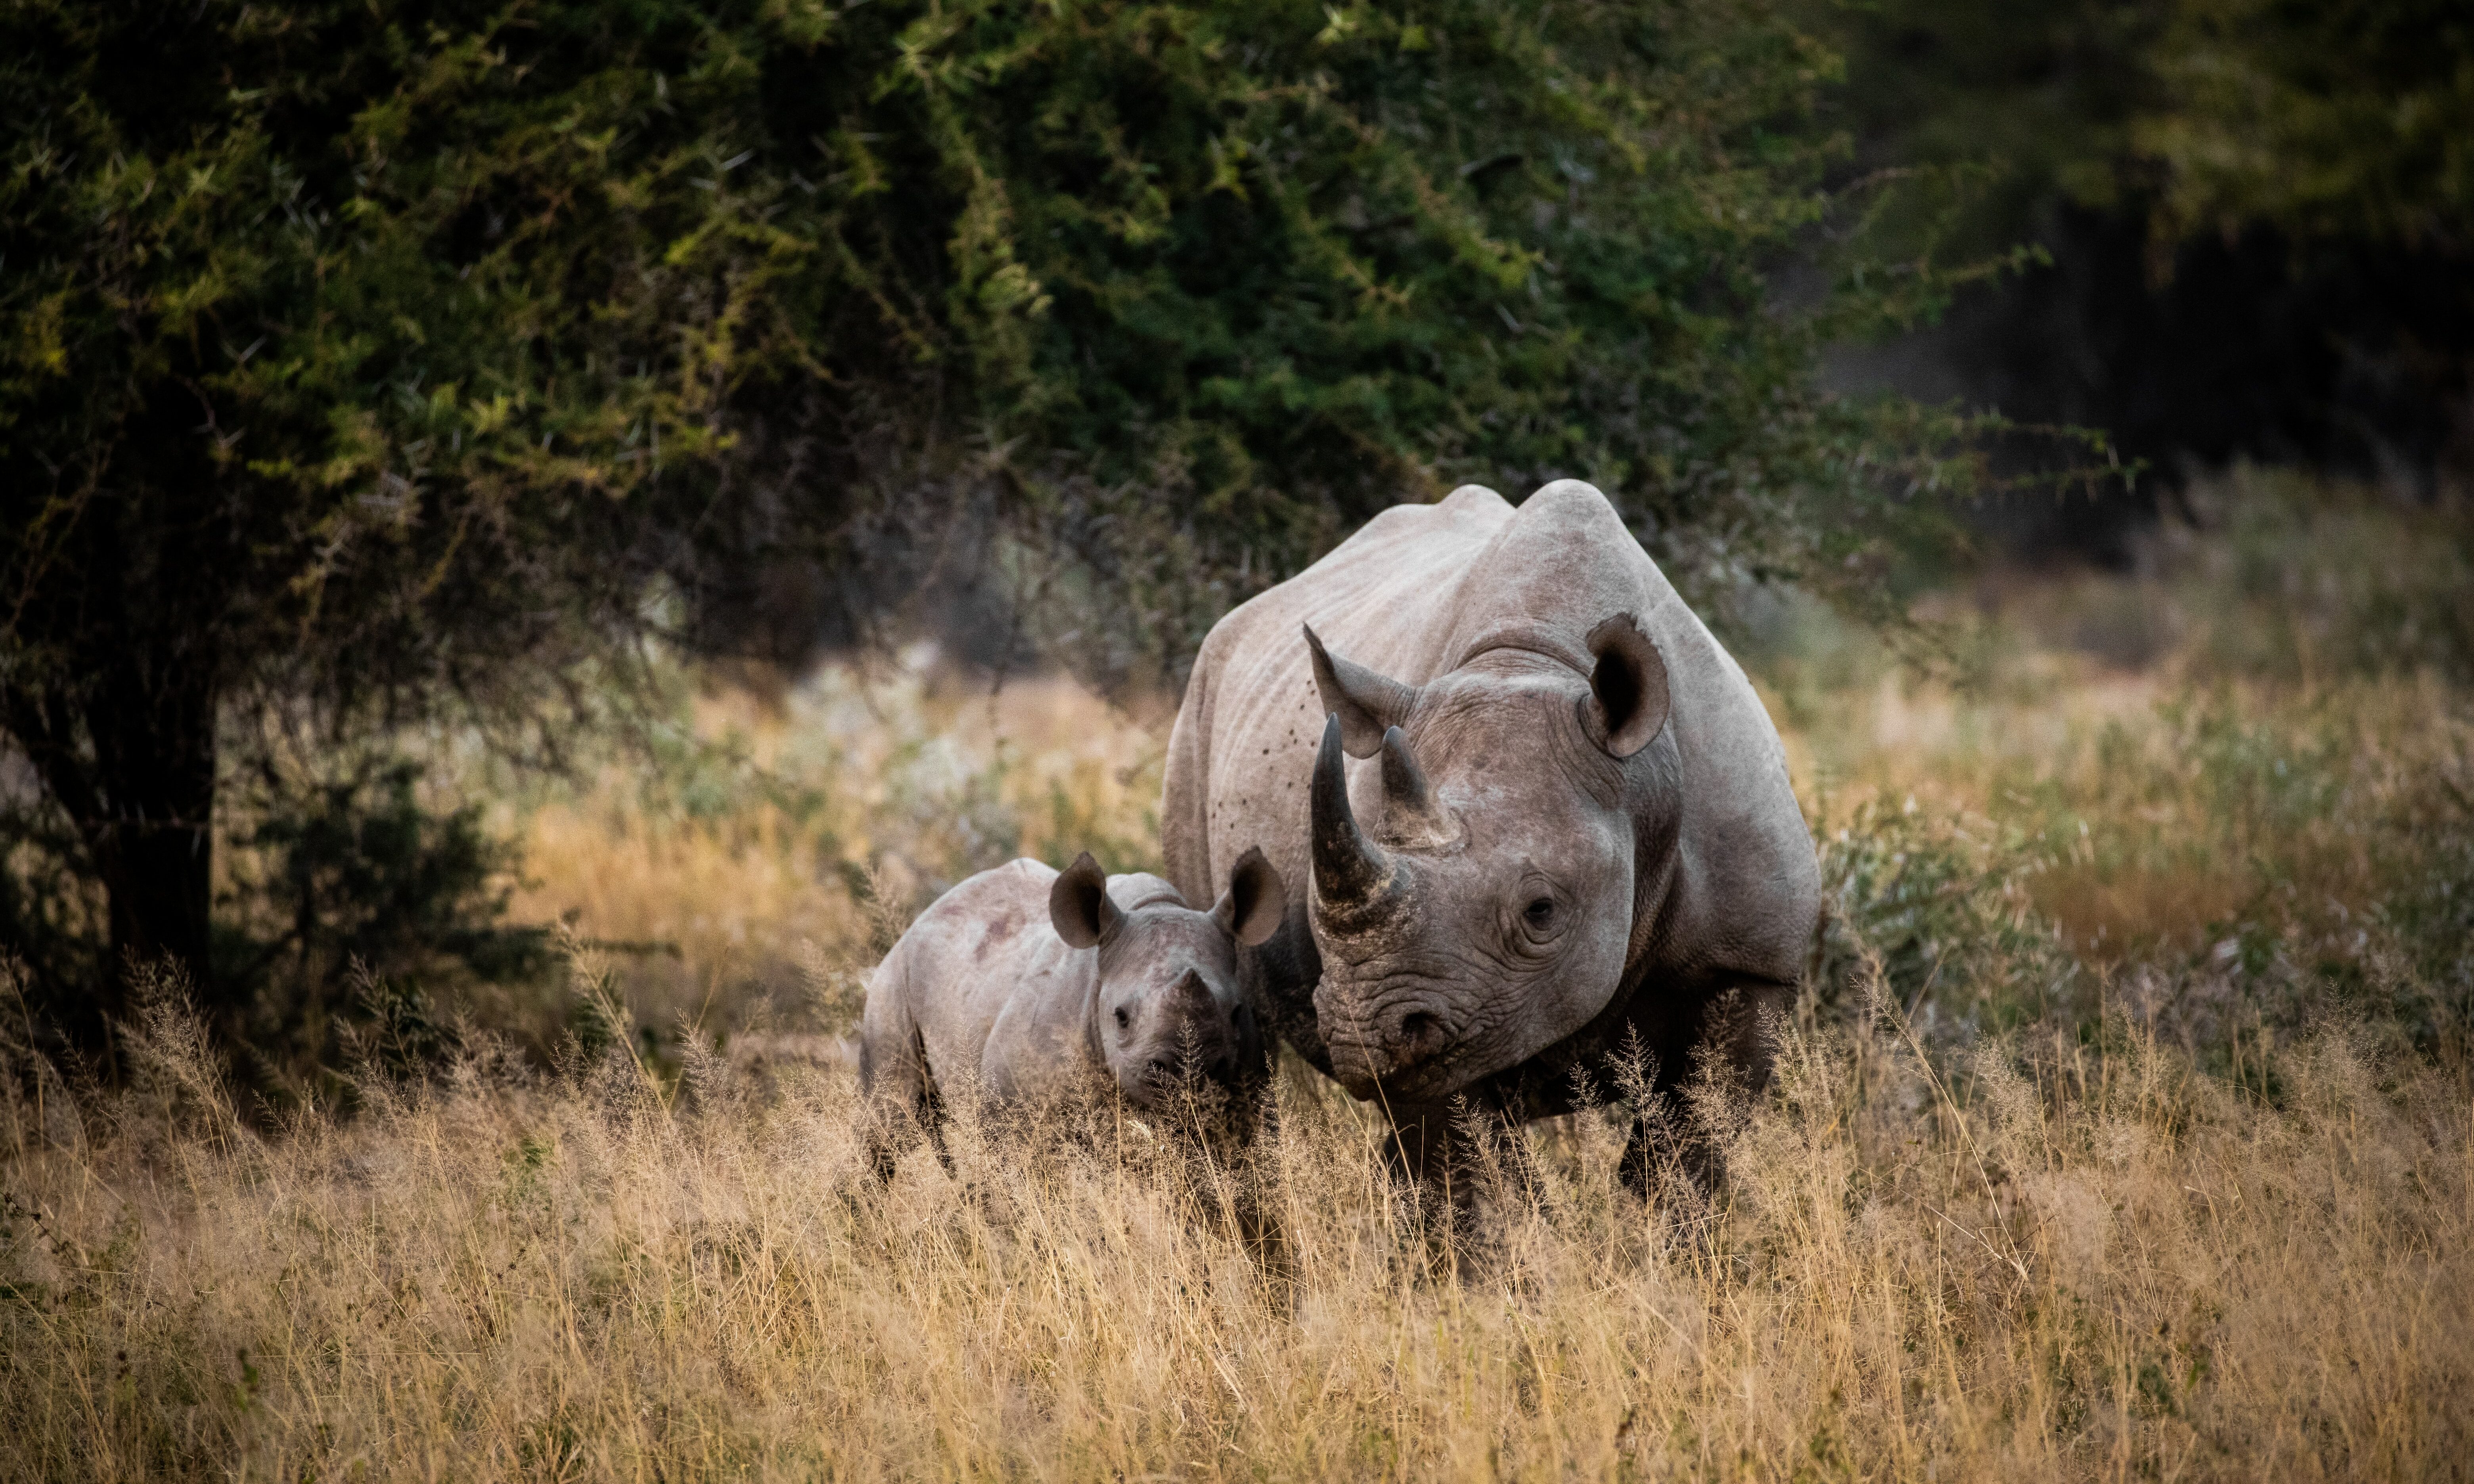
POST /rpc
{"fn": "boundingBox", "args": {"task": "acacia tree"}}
[877,0,1973,673]
[3,0,1954,1061]
[0,1,881,1052]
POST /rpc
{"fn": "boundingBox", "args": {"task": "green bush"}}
[2175,470,2474,684]
[216,760,550,1084]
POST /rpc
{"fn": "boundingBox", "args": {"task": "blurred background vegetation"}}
[1815,0,2473,555]
[2,0,2467,1097]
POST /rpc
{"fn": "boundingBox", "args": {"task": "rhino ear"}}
[1303,623,1419,758]
[1049,852,1123,949]
[1584,614,1671,758]
[1212,845,1287,948]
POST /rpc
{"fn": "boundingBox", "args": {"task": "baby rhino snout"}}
[1120,968,1245,1108]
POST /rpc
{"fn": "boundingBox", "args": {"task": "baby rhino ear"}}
[1212,845,1287,948]
[1049,853,1122,949]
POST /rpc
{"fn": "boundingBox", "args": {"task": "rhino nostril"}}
[1397,1011,1440,1060]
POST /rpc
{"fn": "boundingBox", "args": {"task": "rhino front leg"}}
[1379,1094,1543,1264]
[1616,978,1793,1198]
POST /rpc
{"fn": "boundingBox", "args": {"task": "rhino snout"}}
[1321,990,1455,1097]
[1116,970,1243,1107]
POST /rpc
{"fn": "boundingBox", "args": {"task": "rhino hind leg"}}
[862,1040,956,1184]
[858,969,947,1183]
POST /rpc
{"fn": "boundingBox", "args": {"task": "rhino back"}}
[1165,485,1513,906]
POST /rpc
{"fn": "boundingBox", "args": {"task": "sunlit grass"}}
[2,957,2466,1480]
[500,653,1169,1046]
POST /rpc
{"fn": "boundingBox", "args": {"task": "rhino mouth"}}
[1125,1072,1223,1112]
[1120,1031,1242,1108]
[1317,981,1462,1099]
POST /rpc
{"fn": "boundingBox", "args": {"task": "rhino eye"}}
[1113,1007,1131,1030]
[1524,897,1556,929]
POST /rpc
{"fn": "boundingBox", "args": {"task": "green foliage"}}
[2137,0,2474,250]
[2175,471,2474,683]
[915,2,1941,605]
[339,965,467,1082]
[1805,0,2156,260]
[0,0,869,718]
[216,760,550,1063]
[1810,792,2070,1030]
[1777,470,2474,1059]
[0,0,1991,694]
[1810,0,2472,260]
[791,0,2007,671]
[2,0,1999,1059]
[1,0,856,1042]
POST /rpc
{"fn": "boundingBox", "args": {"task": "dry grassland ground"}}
[4,472,2471,1480]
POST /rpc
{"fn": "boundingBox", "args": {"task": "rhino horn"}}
[1378,726,1457,847]
[1303,624,1420,758]
[1310,713,1394,912]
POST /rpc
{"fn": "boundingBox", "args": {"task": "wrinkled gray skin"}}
[859,850,1285,1157]
[1162,481,1820,1189]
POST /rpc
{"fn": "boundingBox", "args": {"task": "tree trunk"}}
[10,656,220,1073]
[91,652,220,1050]
[5,383,236,1075]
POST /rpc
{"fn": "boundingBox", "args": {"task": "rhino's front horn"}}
[1311,713,1394,914]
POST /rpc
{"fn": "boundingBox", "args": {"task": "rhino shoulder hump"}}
[1345,484,1511,545]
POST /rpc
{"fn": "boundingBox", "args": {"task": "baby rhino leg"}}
[856,952,940,1182]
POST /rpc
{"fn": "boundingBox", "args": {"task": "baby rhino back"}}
[858,859,1092,1109]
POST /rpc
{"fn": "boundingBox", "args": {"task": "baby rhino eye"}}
[1524,897,1556,929]
[1113,1007,1131,1030]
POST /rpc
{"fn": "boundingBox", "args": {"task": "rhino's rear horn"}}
[1378,726,1456,848]
[1310,713,1394,911]
[1303,624,1420,758]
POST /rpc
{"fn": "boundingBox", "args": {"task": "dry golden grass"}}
[1781,663,2472,958]
[2,960,2466,1480]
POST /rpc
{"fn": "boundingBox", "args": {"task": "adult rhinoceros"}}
[1161,480,1819,1189]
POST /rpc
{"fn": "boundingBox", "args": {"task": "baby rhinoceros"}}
[859,848,1285,1171]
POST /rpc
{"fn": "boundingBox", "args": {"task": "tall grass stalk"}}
[2,959,2466,1480]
